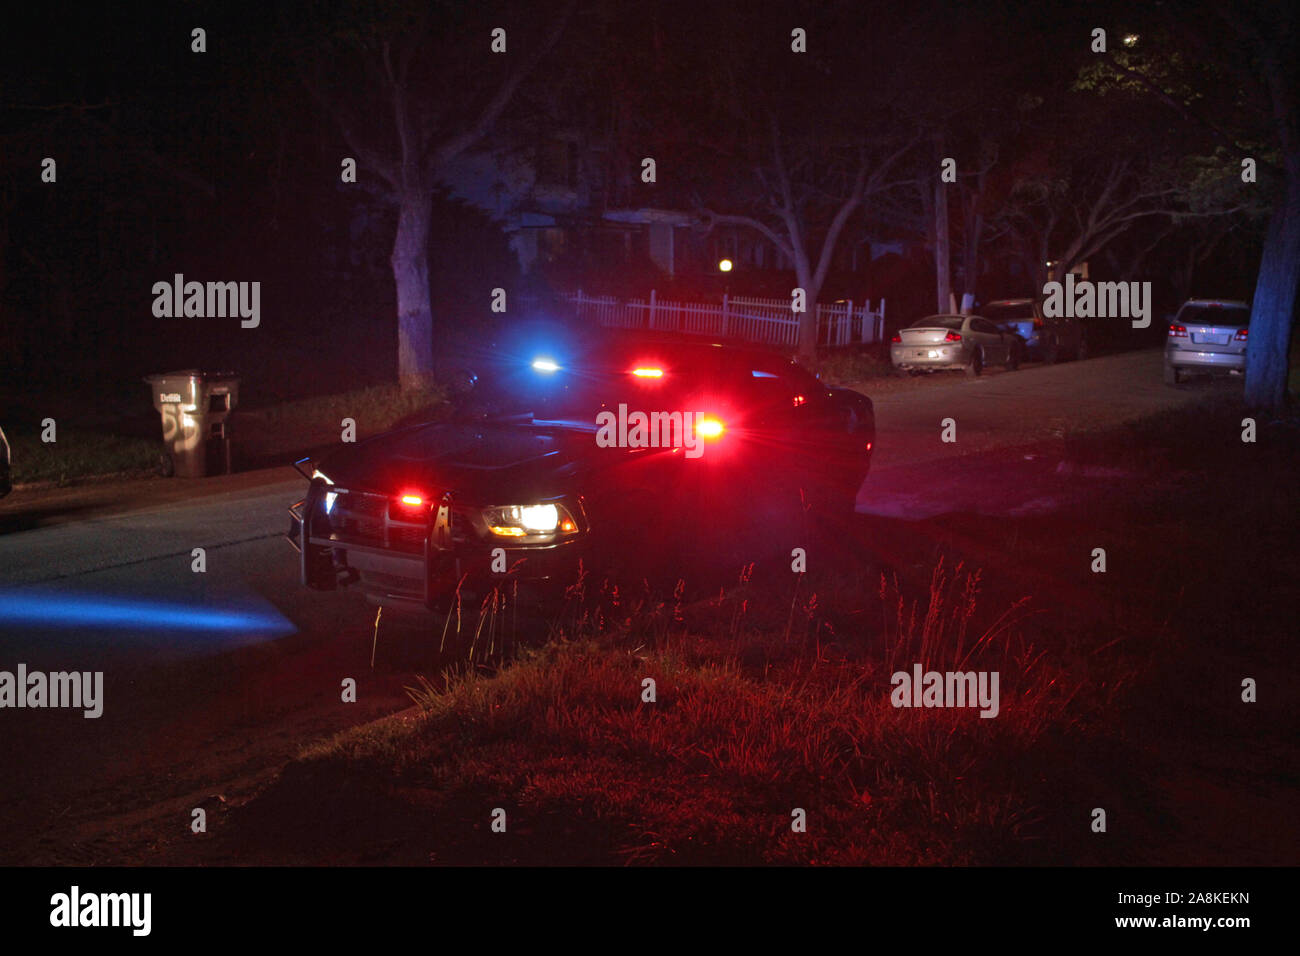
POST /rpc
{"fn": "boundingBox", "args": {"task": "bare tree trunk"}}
[934,176,951,313]
[796,254,820,362]
[961,209,982,304]
[392,186,435,388]
[1244,168,1300,409]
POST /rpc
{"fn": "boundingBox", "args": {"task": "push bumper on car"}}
[286,475,588,612]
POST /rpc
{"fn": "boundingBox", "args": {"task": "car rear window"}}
[1177,305,1249,327]
[908,316,965,331]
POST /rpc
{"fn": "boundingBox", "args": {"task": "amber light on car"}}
[696,417,725,440]
[631,367,664,378]
[1168,324,1188,337]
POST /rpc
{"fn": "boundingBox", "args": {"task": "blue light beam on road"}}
[0,588,296,635]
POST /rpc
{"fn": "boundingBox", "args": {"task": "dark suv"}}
[286,331,875,613]
[981,298,1086,363]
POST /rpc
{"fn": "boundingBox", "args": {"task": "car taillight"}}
[1234,328,1248,341]
[1168,324,1188,337]
[890,333,901,343]
[944,331,962,342]
[792,394,806,407]
[1032,317,1044,329]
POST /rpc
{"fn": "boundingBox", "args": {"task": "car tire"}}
[966,348,983,378]
[1005,342,1021,371]
[1163,363,1180,386]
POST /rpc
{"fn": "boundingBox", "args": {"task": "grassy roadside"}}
[812,345,896,386]
[233,556,1115,865]
[236,382,446,452]
[4,382,447,487]
[8,430,162,486]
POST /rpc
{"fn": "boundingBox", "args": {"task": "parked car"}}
[0,425,10,498]
[286,331,875,613]
[981,298,1086,363]
[1164,298,1250,385]
[890,314,1022,377]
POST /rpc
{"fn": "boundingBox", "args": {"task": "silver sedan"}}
[890,314,1022,377]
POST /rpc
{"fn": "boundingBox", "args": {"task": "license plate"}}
[1192,334,1228,345]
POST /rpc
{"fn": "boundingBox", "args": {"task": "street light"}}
[718,258,733,273]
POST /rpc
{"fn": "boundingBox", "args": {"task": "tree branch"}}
[429,2,574,170]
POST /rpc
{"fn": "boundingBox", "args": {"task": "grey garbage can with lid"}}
[144,370,240,477]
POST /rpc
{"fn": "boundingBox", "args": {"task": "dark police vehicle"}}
[286,328,874,613]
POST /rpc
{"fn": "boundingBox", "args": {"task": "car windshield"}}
[981,303,1035,323]
[909,316,965,331]
[1178,305,1249,328]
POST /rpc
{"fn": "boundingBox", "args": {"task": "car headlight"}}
[483,502,577,537]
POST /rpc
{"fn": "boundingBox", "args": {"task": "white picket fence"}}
[561,289,885,348]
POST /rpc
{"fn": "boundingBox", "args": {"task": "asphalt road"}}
[865,346,1207,470]
[857,347,1226,518]
[0,347,1227,861]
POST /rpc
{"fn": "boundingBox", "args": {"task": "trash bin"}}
[144,370,240,477]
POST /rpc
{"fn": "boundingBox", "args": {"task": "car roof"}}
[1180,298,1249,308]
[983,298,1033,306]
[594,329,799,364]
